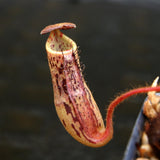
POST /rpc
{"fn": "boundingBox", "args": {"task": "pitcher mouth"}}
[46,30,77,55]
[40,22,77,55]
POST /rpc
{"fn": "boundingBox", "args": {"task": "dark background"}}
[1,0,160,160]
